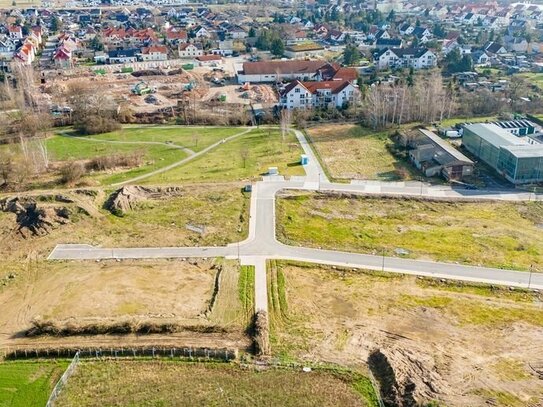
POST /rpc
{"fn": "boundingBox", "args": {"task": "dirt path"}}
[111,127,254,186]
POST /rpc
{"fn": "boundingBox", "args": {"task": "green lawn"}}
[143,128,305,184]
[55,360,375,407]
[519,72,543,90]
[0,361,69,407]
[276,193,543,270]
[88,126,244,153]
[439,115,499,128]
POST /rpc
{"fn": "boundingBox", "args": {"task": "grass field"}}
[276,192,543,270]
[438,115,499,128]
[0,126,251,189]
[268,262,543,406]
[0,0,38,6]
[305,124,413,181]
[144,128,305,184]
[0,360,68,407]
[89,125,242,153]
[55,360,374,407]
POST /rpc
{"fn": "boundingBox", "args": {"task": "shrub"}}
[59,161,86,184]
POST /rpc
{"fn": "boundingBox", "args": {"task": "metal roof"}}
[418,129,474,164]
[464,123,527,147]
[502,145,543,158]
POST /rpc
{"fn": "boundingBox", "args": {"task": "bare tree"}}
[280,108,291,148]
[240,147,249,168]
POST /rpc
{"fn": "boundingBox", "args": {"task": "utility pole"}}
[528,264,533,290]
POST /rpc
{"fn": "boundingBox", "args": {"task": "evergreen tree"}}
[270,38,284,56]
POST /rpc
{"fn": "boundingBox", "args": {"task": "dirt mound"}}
[369,348,446,407]
[0,196,71,238]
[105,185,183,216]
[132,69,165,77]
[253,310,270,357]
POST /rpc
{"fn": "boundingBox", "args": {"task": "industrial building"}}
[407,129,474,180]
[463,123,543,184]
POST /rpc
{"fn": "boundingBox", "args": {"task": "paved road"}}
[48,129,543,314]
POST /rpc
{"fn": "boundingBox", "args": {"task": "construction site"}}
[40,62,278,124]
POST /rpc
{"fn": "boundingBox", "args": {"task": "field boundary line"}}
[45,351,80,407]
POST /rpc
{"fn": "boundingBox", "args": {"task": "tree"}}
[343,44,361,66]
[89,36,104,51]
[270,38,284,56]
[239,147,249,168]
[387,9,395,22]
[50,16,61,33]
[444,48,473,74]
[248,27,256,37]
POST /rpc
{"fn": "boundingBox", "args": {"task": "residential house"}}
[279,79,358,109]
[195,54,222,66]
[484,41,507,55]
[399,23,415,36]
[8,25,23,40]
[192,25,211,39]
[375,38,402,50]
[107,48,139,64]
[165,27,188,45]
[178,42,202,58]
[0,35,17,59]
[139,45,168,61]
[375,47,437,70]
[412,27,432,44]
[471,50,491,66]
[237,60,357,84]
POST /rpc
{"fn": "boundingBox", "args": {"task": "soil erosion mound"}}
[0,196,71,238]
[105,185,183,215]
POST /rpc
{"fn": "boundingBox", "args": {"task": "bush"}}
[59,161,86,184]
[74,115,121,135]
[86,152,144,171]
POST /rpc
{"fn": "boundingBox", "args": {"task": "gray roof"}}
[419,129,474,164]
[464,123,526,147]
[502,145,543,158]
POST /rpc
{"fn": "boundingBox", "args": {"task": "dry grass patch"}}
[0,259,249,349]
[269,262,543,407]
[305,124,413,181]
[55,360,372,407]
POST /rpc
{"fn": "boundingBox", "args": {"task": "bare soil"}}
[0,259,249,351]
[269,262,543,407]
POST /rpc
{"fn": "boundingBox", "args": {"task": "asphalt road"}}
[48,129,543,312]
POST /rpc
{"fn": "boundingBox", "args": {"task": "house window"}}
[295,88,300,93]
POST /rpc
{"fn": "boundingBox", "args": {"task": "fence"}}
[45,351,80,407]
[4,346,238,362]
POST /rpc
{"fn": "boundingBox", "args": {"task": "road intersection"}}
[49,129,543,313]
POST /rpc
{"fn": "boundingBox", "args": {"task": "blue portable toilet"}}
[300,154,309,165]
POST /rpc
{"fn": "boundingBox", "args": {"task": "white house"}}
[8,26,23,40]
[0,35,16,59]
[375,47,437,70]
[178,43,203,58]
[192,25,211,38]
[279,80,358,109]
[139,45,168,61]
